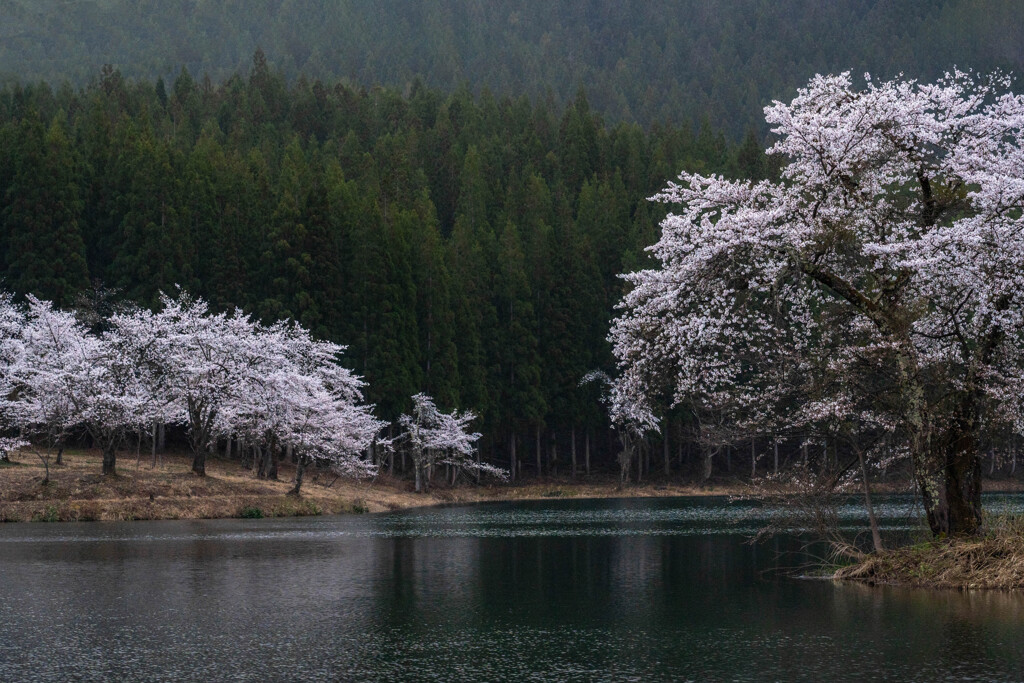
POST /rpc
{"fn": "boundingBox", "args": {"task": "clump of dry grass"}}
[835,516,1024,589]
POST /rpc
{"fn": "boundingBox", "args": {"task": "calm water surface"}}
[2,495,1024,681]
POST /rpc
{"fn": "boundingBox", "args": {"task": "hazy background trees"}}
[1,1,1022,136]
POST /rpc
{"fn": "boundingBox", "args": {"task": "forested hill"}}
[1,0,1022,135]
[0,64,766,471]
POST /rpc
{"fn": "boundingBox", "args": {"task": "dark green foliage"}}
[1,1,1022,136]
[1,113,89,306]
[0,60,758,470]
[238,506,264,519]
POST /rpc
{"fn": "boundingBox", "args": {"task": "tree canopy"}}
[610,71,1024,535]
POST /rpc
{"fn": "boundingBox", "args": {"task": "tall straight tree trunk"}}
[635,440,642,483]
[571,428,577,479]
[663,430,670,476]
[585,431,591,476]
[268,446,279,480]
[535,426,542,478]
[135,429,143,469]
[750,439,756,479]
[551,434,558,476]
[509,432,517,483]
[773,440,779,476]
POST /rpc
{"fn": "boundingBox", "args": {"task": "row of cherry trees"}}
[0,291,500,493]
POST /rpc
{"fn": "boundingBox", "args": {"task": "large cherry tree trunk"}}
[102,444,117,476]
[914,395,983,536]
[289,455,307,496]
[192,450,206,476]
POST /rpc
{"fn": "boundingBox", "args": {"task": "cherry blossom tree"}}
[116,293,260,476]
[398,393,504,493]
[0,295,152,477]
[4,297,85,482]
[0,293,27,464]
[581,370,659,486]
[611,71,1024,535]
[232,321,382,495]
[103,302,183,467]
[81,325,152,476]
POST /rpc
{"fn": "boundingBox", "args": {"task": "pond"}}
[2,495,1024,681]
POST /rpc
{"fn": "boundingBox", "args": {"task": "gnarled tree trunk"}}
[914,397,982,536]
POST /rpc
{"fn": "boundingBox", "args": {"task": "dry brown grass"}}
[0,448,418,522]
[0,448,745,523]
[834,516,1024,590]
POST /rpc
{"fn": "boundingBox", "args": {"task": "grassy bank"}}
[0,448,743,523]
[834,517,1024,590]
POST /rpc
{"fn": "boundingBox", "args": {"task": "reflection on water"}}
[1,496,1023,681]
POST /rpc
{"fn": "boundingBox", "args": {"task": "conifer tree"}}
[497,220,546,471]
[412,192,460,409]
[2,113,89,307]
[108,125,195,304]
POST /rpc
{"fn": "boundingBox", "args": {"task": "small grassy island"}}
[834,519,1024,591]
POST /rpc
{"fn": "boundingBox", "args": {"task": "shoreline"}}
[0,449,751,523]
[3,449,1024,525]
[7,450,1024,590]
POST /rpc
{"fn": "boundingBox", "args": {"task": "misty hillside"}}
[1,0,1022,134]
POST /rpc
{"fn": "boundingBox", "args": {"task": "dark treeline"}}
[2,1,1023,135]
[0,55,775,481]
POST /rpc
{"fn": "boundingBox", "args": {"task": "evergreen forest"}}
[2,1,1023,134]
[3,0,1022,481]
[0,54,773,478]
